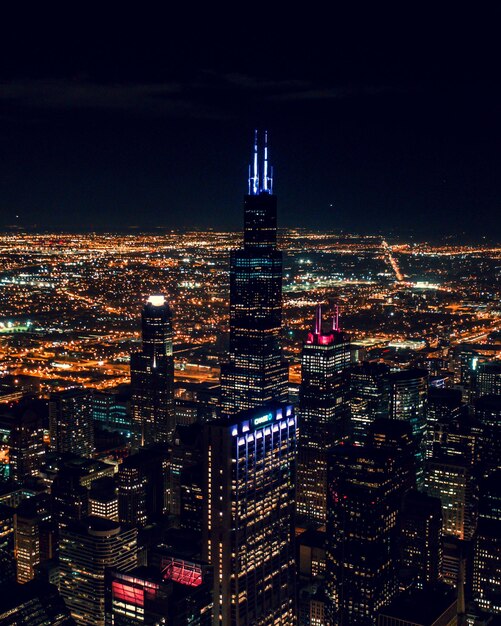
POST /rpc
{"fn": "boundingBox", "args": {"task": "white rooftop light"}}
[147,295,165,307]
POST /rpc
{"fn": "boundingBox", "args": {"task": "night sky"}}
[0,6,500,238]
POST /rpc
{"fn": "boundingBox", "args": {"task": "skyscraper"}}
[326,444,404,625]
[296,304,351,524]
[130,295,175,448]
[388,368,428,487]
[203,403,297,625]
[349,361,390,445]
[59,517,138,626]
[472,470,501,614]
[399,490,443,589]
[49,388,94,458]
[220,132,288,414]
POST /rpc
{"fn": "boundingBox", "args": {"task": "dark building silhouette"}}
[203,404,297,625]
[168,423,203,518]
[367,418,417,495]
[326,444,405,626]
[49,389,94,458]
[350,361,390,445]
[0,579,75,625]
[220,132,288,414]
[400,490,443,589]
[377,583,457,626]
[131,295,175,448]
[388,368,428,487]
[296,305,351,524]
[425,386,464,459]
[475,394,501,476]
[117,445,169,528]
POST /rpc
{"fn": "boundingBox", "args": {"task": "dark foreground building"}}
[0,579,75,625]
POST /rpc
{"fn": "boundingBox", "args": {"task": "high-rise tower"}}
[130,295,175,448]
[203,403,297,625]
[296,304,351,524]
[220,131,288,414]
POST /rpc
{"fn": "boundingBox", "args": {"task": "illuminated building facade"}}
[203,404,297,625]
[326,445,403,626]
[59,517,138,626]
[130,295,174,448]
[350,361,390,445]
[220,132,288,415]
[296,305,351,524]
[424,458,476,541]
[5,407,45,483]
[89,479,119,522]
[472,470,501,614]
[388,368,428,487]
[105,563,213,625]
[14,494,53,585]
[49,388,94,458]
[474,361,501,397]
[92,389,131,435]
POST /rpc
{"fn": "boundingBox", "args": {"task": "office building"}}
[388,368,428,486]
[326,444,404,625]
[169,422,203,517]
[130,295,175,448]
[220,132,288,414]
[400,490,443,589]
[105,563,213,625]
[3,404,45,482]
[296,305,351,524]
[89,477,118,522]
[49,388,94,458]
[425,458,476,541]
[59,517,138,625]
[203,403,297,625]
[117,444,169,528]
[350,361,390,445]
[92,388,131,435]
[425,387,463,459]
[473,470,501,615]
[474,362,501,397]
[475,395,501,476]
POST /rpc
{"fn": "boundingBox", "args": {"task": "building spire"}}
[315,304,322,335]
[332,304,340,331]
[248,130,273,195]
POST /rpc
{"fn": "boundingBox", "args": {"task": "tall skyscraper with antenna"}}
[296,304,352,524]
[220,131,288,414]
[130,295,175,448]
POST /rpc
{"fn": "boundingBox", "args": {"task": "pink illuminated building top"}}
[306,304,343,346]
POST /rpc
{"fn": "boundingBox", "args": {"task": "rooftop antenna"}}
[333,304,340,331]
[315,304,322,335]
[252,129,259,195]
[263,130,269,192]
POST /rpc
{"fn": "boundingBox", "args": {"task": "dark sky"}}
[0,6,500,238]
